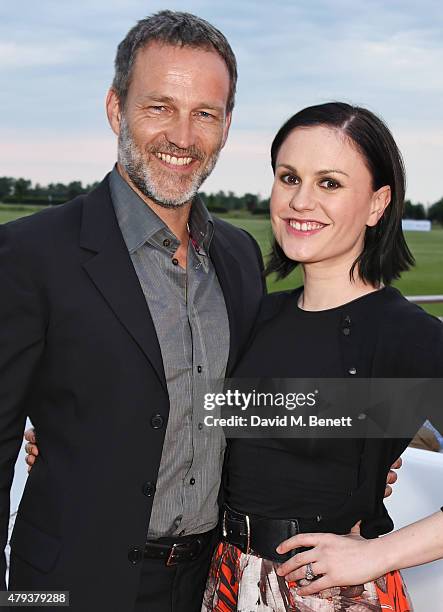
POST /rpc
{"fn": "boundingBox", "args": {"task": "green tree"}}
[0,177,15,200]
[14,178,32,202]
[428,198,443,225]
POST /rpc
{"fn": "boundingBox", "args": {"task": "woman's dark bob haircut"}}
[266,102,414,285]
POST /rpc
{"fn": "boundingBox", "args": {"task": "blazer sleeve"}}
[0,223,46,588]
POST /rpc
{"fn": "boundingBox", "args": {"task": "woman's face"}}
[270,125,390,271]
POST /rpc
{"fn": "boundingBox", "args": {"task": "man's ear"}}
[367,185,391,227]
[106,88,122,136]
[220,112,232,150]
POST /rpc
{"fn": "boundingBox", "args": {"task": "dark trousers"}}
[133,530,218,612]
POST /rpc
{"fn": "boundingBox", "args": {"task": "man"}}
[0,11,264,612]
[4,10,401,612]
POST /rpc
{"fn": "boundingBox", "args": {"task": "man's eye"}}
[320,178,340,190]
[150,106,166,113]
[196,111,216,120]
[280,174,299,185]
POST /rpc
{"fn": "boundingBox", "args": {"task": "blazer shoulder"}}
[2,195,85,246]
[212,215,259,247]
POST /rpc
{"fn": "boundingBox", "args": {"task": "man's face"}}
[107,41,232,208]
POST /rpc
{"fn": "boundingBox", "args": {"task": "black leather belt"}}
[222,504,351,563]
[144,529,214,566]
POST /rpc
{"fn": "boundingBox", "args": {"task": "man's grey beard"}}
[117,116,221,209]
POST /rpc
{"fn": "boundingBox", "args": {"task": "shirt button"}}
[348,367,357,375]
[128,547,143,565]
[189,477,196,485]
[142,481,156,497]
[172,258,179,266]
[150,414,164,429]
[198,422,203,430]
[197,365,202,373]
[163,239,171,247]
[342,327,351,336]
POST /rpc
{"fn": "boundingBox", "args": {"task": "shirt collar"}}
[109,165,214,255]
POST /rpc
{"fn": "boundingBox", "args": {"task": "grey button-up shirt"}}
[109,167,230,537]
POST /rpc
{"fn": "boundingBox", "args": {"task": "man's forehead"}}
[129,41,230,107]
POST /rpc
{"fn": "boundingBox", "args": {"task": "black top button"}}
[342,327,351,336]
[142,481,156,497]
[189,477,196,485]
[128,547,143,565]
[151,414,164,429]
[172,258,179,266]
[163,238,171,247]
[197,365,202,373]
[344,315,351,325]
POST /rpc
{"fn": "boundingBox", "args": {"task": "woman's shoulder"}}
[256,287,302,325]
[379,286,443,341]
[374,286,443,375]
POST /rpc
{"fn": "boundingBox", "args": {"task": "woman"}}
[201,102,443,611]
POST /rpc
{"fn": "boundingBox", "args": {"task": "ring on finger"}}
[305,562,316,581]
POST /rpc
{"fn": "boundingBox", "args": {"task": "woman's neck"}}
[299,261,380,311]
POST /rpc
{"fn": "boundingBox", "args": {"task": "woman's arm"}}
[276,509,443,595]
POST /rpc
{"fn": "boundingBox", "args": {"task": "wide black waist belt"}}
[222,504,352,563]
[144,528,215,566]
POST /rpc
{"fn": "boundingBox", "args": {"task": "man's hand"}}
[24,427,38,472]
[384,456,402,498]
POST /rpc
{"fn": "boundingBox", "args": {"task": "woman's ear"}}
[367,185,391,227]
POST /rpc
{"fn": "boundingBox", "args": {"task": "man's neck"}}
[116,162,191,247]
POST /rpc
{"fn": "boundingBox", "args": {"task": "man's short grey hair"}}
[112,10,237,114]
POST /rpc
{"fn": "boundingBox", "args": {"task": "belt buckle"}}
[166,543,178,567]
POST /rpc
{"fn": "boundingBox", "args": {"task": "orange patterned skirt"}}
[202,541,413,612]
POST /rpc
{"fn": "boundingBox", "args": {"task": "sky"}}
[1,0,443,204]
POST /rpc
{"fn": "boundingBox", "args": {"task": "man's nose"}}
[288,184,317,212]
[165,114,195,150]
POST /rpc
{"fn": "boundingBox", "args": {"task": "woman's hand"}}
[24,427,38,472]
[275,528,386,596]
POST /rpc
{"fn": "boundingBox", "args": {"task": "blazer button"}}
[348,367,357,375]
[142,481,156,497]
[342,327,351,336]
[150,414,164,429]
[128,547,143,565]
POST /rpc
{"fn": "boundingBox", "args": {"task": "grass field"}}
[2,205,442,316]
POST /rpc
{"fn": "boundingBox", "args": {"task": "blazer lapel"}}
[79,177,167,391]
[210,230,245,377]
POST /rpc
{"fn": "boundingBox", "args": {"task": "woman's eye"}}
[320,178,340,190]
[280,174,299,185]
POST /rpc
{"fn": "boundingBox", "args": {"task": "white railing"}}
[406,295,443,304]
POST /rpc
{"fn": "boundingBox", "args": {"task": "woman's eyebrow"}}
[276,164,349,178]
[316,169,349,177]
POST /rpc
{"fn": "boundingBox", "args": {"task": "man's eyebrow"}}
[275,163,349,177]
[137,93,224,113]
[137,94,176,105]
